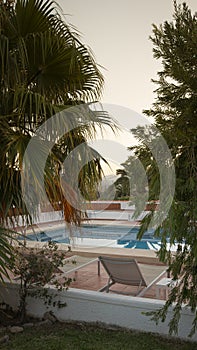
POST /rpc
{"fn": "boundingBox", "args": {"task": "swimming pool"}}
[19,223,162,250]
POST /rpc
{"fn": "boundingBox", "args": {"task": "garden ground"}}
[1,321,197,350]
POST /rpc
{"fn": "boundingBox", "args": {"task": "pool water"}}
[18,224,162,250]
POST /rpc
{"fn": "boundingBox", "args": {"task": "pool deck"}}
[56,258,167,300]
[24,238,161,265]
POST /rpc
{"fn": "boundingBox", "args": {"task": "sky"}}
[58,0,196,113]
[57,0,196,175]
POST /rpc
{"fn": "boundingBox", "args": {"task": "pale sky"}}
[57,0,196,175]
[58,0,196,113]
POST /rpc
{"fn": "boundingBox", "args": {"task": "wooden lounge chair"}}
[98,256,147,295]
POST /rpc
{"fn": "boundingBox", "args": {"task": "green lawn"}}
[1,322,197,350]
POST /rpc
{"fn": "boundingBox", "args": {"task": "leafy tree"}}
[127,2,197,336]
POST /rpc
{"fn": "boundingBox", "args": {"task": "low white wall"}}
[14,211,63,227]
[87,210,129,220]
[1,282,196,341]
[15,207,148,225]
[87,209,148,221]
[34,211,63,224]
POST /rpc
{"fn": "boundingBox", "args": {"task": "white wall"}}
[87,210,129,220]
[34,211,63,224]
[1,282,197,342]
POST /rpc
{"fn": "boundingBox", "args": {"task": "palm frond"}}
[0,227,15,282]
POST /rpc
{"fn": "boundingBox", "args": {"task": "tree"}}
[127,2,197,336]
[114,168,130,200]
[0,0,115,279]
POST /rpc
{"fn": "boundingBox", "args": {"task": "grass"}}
[1,322,197,350]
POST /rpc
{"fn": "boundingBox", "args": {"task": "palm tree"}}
[114,169,130,200]
[0,0,115,277]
